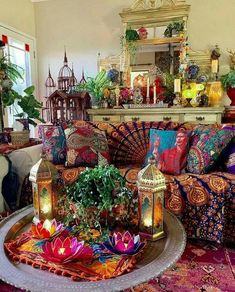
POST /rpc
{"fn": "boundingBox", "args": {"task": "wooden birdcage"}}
[58,50,73,91]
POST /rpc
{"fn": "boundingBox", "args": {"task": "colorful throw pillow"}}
[145,129,190,175]
[106,121,192,167]
[63,121,110,167]
[187,125,234,174]
[38,125,66,164]
[221,125,235,174]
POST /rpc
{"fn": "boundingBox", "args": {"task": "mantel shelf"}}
[129,37,184,46]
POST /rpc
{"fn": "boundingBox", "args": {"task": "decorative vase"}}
[227,88,235,106]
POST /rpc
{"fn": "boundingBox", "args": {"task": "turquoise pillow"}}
[145,129,190,175]
[187,125,234,174]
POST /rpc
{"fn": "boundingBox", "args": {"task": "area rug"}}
[0,214,235,291]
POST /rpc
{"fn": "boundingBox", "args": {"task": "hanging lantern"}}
[137,157,166,241]
[29,154,58,221]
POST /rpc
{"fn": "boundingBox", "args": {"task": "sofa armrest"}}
[7,144,43,207]
[0,155,9,212]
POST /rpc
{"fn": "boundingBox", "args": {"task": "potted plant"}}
[220,70,235,106]
[121,28,140,64]
[76,69,111,108]
[61,165,135,241]
[164,21,185,38]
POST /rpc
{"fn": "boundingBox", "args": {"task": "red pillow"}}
[63,121,110,167]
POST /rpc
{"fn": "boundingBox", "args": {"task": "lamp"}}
[137,157,166,241]
[206,81,223,107]
[29,154,58,221]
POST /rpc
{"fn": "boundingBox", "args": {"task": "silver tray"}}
[0,206,186,292]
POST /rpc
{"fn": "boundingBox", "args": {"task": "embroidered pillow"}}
[63,122,110,167]
[145,129,190,175]
[38,125,66,164]
[187,125,234,174]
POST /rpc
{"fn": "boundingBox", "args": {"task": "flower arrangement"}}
[120,87,133,104]
[164,21,185,38]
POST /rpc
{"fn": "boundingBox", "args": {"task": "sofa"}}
[22,120,235,244]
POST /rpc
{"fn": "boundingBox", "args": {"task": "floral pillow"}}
[38,125,66,165]
[145,129,190,175]
[187,125,234,174]
[63,121,110,167]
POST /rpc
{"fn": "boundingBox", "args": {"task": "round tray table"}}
[0,206,186,292]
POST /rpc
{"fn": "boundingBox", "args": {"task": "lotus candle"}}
[103,231,145,256]
[40,236,91,264]
[31,218,64,239]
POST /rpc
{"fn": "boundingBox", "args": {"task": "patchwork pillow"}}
[187,125,234,174]
[38,125,66,164]
[63,121,110,167]
[145,129,190,175]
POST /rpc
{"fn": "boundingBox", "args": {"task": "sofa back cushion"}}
[187,125,234,174]
[106,121,193,167]
[63,120,110,167]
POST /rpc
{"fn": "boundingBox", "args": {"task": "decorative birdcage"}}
[29,154,58,221]
[45,67,56,98]
[58,50,73,91]
[137,157,166,241]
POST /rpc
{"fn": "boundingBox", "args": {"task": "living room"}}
[0,0,235,291]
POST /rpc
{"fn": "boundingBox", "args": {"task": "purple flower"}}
[103,231,145,256]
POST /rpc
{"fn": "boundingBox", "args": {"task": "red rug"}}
[0,240,235,292]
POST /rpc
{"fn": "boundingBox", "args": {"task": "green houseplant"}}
[76,69,111,108]
[0,55,45,127]
[164,21,185,38]
[220,70,235,106]
[61,165,135,241]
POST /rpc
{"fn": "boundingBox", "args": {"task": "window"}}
[0,23,37,134]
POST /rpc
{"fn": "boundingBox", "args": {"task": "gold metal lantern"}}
[29,154,58,221]
[137,157,166,241]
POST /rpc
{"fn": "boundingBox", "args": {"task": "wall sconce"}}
[137,157,166,241]
[29,154,58,221]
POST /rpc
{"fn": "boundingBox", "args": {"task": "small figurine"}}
[211,45,221,60]
[133,87,143,104]
[227,49,235,70]
[138,26,148,40]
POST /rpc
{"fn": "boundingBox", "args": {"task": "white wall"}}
[0,0,35,36]
[34,0,235,102]
[34,0,130,97]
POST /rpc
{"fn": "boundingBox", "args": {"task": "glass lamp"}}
[206,81,223,107]
[29,154,58,221]
[137,157,166,241]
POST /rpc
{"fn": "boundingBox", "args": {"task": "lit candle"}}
[144,217,152,227]
[211,59,219,73]
[153,85,157,104]
[174,79,181,93]
[147,77,150,98]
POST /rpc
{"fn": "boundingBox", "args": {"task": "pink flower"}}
[40,236,92,264]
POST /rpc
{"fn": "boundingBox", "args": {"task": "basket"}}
[10,130,30,145]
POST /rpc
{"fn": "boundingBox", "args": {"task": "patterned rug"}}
[0,212,235,292]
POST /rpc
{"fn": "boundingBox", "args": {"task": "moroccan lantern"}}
[29,154,58,221]
[137,157,166,241]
